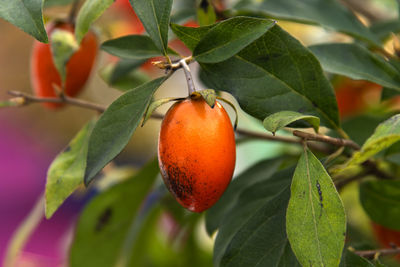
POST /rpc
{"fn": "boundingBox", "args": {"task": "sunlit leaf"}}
[263,111,320,134]
[45,120,96,218]
[286,148,346,267]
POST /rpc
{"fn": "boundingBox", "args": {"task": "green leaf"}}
[213,167,300,266]
[234,0,380,46]
[99,63,150,92]
[309,43,400,90]
[263,111,320,134]
[110,59,147,84]
[69,159,159,267]
[199,25,340,129]
[129,0,173,56]
[197,0,216,26]
[347,114,400,166]
[50,29,79,83]
[205,158,284,235]
[370,20,400,42]
[339,249,375,267]
[44,0,75,8]
[171,23,214,51]
[341,113,394,146]
[381,87,399,101]
[286,148,346,267]
[101,35,166,59]
[45,120,96,219]
[0,0,48,43]
[84,77,167,185]
[75,0,114,43]
[360,180,400,231]
[193,16,275,63]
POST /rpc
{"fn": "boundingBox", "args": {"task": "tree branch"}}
[152,56,193,70]
[8,90,106,112]
[293,130,361,150]
[353,246,400,259]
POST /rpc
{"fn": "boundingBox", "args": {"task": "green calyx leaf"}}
[45,119,96,219]
[50,29,79,83]
[141,97,185,127]
[263,111,320,135]
[216,96,238,130]
[286,148,346,267]
[191,89,216,108]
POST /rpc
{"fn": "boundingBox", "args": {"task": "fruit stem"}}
[180,59,196,95]
[68,0,80,25]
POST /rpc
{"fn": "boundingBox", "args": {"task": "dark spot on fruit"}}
[95,207,112,232]
[163,164,194,200]
[64,146,71,152]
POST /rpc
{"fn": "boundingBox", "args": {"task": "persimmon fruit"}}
[372,222,400,261]
[158,98,236,212]
[30,22,98,109]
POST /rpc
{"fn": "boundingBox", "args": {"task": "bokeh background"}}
[0,0,399,266]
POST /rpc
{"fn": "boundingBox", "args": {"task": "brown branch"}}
[152,56,193,70]
[68,0,80,25]
[293,130,361,151]
[353,246,400,259]
[8,90,106,113]
[334,170,370,191]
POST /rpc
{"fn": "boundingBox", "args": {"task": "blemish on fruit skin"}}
[162,164,194,200]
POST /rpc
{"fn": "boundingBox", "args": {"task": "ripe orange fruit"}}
[30,22,98,109]
[372,222,400,261]
[334,78,381,118]
[158,98,236,212]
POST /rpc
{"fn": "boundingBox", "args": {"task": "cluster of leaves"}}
[4,0,400,266]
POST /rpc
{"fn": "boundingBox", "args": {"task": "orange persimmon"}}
[158,98,236,212]
[30,22,98,109]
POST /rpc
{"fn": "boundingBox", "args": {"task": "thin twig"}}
[353,246,400,259]
[334,170,370,191]
[8,90,106,113]
[68,0,80,25]
[152,56,193,70]
[180,58,196,95]
[293,130,361,151]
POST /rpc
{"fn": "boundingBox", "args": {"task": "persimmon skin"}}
[158,98,236,212]
[30,22,98,109]
[372,222,400,261]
